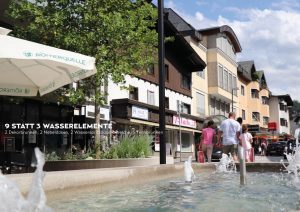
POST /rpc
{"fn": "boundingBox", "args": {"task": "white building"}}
[269,94,293,134]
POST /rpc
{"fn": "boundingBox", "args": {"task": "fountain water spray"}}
[283,153,300,189]
[184,156,195,183]
[282,129,300,189]
[215,153,236,173]
[0,148,51,212]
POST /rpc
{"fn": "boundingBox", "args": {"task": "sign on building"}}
[268,122,277,131]
[248,124,260,133]
[172,115,197,129]
[132,105,149,120]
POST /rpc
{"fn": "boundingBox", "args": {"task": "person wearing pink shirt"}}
[200,120,216,162]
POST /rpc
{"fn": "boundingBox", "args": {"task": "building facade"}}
[269,95,293,134]
[198,26,242,118]
[164,9,209,120]
[105,14,207,159]
[237,61,270,130]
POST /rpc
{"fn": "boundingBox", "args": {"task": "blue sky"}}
[157,0,300,101]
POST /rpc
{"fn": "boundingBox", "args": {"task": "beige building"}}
[165,8,209,119]
[198,26,242,118]
[237,61,270,129]
[189,36,209,119]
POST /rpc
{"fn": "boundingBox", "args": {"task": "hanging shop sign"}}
[132,106,148,120]
[172,116,197,129]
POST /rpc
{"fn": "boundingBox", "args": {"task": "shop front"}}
[0,96,74,172]
[111,98,203,159]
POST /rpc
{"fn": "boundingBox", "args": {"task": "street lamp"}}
[231,87,239,112]
[158,0,166,164]
[177,101,183,162]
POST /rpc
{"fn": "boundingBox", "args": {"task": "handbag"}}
[197,142,205,163]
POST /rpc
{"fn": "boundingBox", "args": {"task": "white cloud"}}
[166,3,300,101]
[217,9,300,101]
[271,0,300,11]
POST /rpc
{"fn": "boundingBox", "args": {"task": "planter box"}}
[44,156,174,171]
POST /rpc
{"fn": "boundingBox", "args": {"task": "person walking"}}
[200,120,216,162]
[239,125,253,162]
[261,139,267,156]
[217,112,241,161]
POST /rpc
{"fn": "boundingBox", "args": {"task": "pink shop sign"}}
[172,116,196,129]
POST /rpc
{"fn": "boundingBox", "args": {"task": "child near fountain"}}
[239,125,253,162]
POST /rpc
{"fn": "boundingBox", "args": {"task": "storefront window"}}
[181,132,191,152]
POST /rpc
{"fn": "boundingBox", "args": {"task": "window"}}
[263,117,269,125]
[228,73,232,92]
[279,103,287,112]
[182,103,191,114]
[223,69,228,91]
[218,65,223,88]
[241,85,245,96]
[181,74,191,90]
[280,118,287,127]
[165,97,169,109]
[242,110,246,120]
[196,92,205,117]
[252,112,260,122]
[147,90,155,105]
[196,69,205,79]
[181,132,192,152]
[165,64,169,81]
[216,36,237,61]
[233,76,237,96]
[129,86,138,100]
[147,65,154,75]
[262,96,269,105]
[251,89,259,99]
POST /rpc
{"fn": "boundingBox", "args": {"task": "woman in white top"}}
[239,124,253,162]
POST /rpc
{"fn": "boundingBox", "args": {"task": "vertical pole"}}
[109,105,112,146]
[179,109,182,162]
[239,146,247,185]
[158,0,166,164]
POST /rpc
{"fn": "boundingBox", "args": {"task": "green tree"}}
[7,0,158,157]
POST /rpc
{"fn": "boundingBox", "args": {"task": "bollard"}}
[238,146,246,185]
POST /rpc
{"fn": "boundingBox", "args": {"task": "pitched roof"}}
[237,60,255,81]
[165,8,202,41]
[272,94,293,106]
[198,25,242,52]
[255,70,269,90]
[163,11,206,71]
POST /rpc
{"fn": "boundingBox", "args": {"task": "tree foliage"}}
[7,0,158,105]
[7,0,158,157]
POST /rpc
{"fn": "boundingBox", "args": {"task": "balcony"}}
[208,86,238,103]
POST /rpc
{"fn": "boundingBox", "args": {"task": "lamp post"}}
[158,0,166,164]
[231,87,239,112]
[177,101,183,162]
